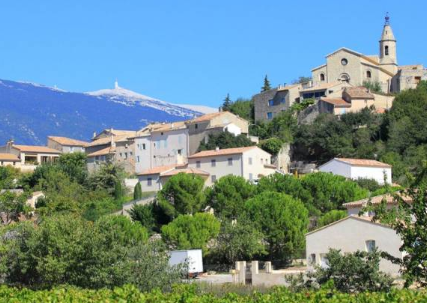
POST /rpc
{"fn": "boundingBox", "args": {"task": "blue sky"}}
[0,1,426,108]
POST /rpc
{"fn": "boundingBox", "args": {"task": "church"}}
[253,15,427,122]
[310,14,427,94]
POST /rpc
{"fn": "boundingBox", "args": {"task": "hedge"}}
[1,284,427,303]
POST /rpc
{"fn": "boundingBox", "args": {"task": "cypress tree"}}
[133,182,143,200]
[222,93,232,111]
[114,180,124,200]
[261,75,272,92]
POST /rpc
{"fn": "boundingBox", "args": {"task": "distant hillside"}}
[0,79,205,145]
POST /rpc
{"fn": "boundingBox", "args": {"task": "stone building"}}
[47,136,88,153]
[254,15,427,122]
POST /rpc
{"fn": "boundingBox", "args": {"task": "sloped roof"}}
[0,153,19,161]
[186,112,224,123]
[87,146,115,157]
[137,165,177,176]
[145,121,187,133]
[12,145,61,154]
[306,215,392,236]
[161,167,210,177]
[277,84,301,92]
[343,87,374,99]
[320,98,351,107]
[89,134,131,147]
[188,146,258,159]
[48,136,89,147]
[334,158,391,168]
[343,193,411,208]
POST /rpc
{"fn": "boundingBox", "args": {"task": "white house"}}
[134,122,189,174]
[137,146,276,192]
[318,158,392,185]
[187,146,276,186]
[306,215,402,276]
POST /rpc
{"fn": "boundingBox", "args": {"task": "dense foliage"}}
[1,284,427,303]
[198,131,255,152]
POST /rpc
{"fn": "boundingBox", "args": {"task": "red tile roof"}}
[0,153,20,161]
[335,158,391,168]
[87,147,115,157]
[48,136,89,147]
[343,193,411,208]
[343,87,374,99]
[320,98,351,107]
[137,165,177,176]
[13,145,61,154]
[161,167,210,177]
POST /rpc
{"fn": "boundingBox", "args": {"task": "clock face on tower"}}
[341,58,348,66]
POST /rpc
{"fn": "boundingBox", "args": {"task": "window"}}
[228,158,233,166]
[268,99,274,106]
[161,132,164,136]
[320,73,325,81]
[340,73,350,83]
[130,152,133,156]
[415,76,422,85]
[385,45,389,56]
[195,124,198,129]
[366,240,376,253]
[341,58,348,66]
[137,156,140,163]
[177,149,182,155]
[211,159,216,167]
[119,153,123,158]
[196,161,201,168]
[124,152,128,159]
[147,178,152,186]
[366,70,372,78]
[70,147,74,152]
[267,112,273,120]
[248,157,253,165]
[249,173,253,181]
[142,143,146,150]
[211,175,217,183]
[0,161,3,165]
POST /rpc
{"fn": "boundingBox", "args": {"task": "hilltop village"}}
[1,15,427,294]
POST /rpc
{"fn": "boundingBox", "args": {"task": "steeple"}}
[379,13,398,74]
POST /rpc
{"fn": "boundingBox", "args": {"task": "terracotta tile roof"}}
[161,167,210,177]
[320,98,350,107]
[334,158,391,168]
[343,87,374,99]
[343,193,412,208]
[188,146,258,159]
[147,121,187,133]
[13,145,61,154]
[48,136,89,147]
[0,153,20,161]
[186,112,224,124]
[87,146,115,157]
[137,165,177,176]
[306,215,392,236]
[88,134,132,147]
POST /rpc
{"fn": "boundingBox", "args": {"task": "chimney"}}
[92,131,97,139]
[111,135,116,148]
[6,139,14,153]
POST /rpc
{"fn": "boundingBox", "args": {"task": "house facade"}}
[0,153,20,168]
[86,129,136,174]
[47,136,88,153]
[318,158,392,185]
[137,146,276,192]
[306,215,402,276]
[134,122,189,174]
[0,140,61,172]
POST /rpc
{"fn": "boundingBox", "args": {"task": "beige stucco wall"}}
[306,217,402,276]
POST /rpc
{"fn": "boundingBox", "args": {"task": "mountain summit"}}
[0,79,210,145]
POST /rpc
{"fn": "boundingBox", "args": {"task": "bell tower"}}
[379,13,398,74]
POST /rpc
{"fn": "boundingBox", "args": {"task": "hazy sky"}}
[0,0,425,107]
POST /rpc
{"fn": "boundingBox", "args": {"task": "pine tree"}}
[133,182,142,200]
[222,93,232,111]
[261,75,271,92]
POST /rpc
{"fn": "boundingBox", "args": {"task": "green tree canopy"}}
[301,173,369,213]
[245,191,308,264]
[205,175,256,219]
[157,173,206,220]
[161,213,220,254]
[198,131,255,152]
[316,210,347,228]
[209,218,266,265]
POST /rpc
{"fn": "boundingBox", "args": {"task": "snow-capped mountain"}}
[0,79,203,145]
